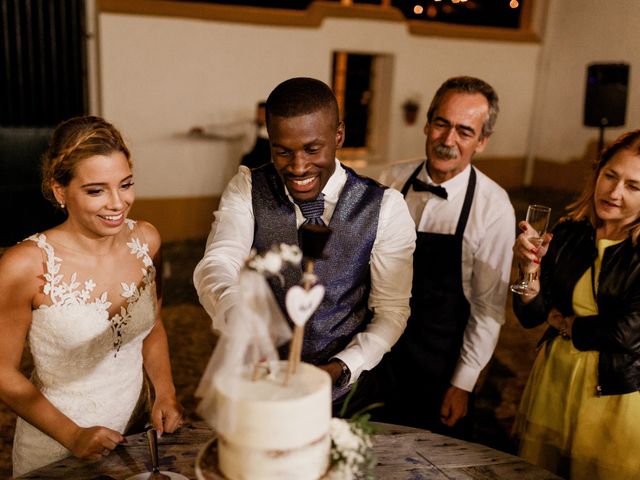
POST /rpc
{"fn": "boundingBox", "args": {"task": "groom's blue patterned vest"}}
[251,163,385,365]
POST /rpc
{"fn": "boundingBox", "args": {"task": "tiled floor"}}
[0,187,578,477]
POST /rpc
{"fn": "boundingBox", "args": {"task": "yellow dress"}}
[514,239,640,479]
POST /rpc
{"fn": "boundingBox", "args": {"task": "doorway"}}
[332,51,393,164]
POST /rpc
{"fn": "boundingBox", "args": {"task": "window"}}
[332,51,393,163]
[333,52,373,149]
[104,1,537,42]
[161,0,526,29]
[392,0,523,29]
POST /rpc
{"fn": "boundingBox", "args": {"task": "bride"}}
[0,116,183,476]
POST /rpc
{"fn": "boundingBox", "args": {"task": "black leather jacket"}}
[514,219,640,395]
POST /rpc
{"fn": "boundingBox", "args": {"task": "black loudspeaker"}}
[584,63,629,127]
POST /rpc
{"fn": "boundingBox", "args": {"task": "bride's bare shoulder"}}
[131,220,161,256]
[0,239,45,286]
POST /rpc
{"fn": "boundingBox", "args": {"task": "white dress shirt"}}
[193,159,416,384]
[380,159,515,392]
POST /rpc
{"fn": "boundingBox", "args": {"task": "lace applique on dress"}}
[28,219,156,356]
[111,235,156,354]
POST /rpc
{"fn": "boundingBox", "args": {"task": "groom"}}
[194,77,415,406]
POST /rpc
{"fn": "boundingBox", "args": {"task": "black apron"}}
[377,163,477,434]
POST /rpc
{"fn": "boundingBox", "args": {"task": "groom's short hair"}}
[266,77,339,129]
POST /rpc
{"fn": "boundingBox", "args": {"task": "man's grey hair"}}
[427,76,499,139]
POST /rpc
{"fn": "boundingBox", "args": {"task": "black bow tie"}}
[412,178,448,199]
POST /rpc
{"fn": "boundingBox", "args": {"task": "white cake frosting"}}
[214,361,332,480]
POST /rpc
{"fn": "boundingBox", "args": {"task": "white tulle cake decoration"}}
[195,243,333,480]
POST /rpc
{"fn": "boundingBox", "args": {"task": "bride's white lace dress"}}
[12,220,157,477]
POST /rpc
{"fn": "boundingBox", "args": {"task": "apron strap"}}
[455,166,477,240]
[401,161,477,241]
[400,161,425,197]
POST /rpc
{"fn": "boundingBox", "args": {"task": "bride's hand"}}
[513,221,553,271]
[151,395,184,436]
[68,425,125,460]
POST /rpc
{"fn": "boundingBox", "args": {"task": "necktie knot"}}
[296,193,326,226]
[412,178,448,199]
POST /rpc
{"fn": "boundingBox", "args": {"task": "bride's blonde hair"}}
[41,116,131,208]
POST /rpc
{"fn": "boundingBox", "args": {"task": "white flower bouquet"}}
[327,385,379,479]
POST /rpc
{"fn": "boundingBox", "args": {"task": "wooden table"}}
[20,421,560,479]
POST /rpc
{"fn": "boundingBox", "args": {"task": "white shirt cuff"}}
[332,349,364,386]
[450,362,481,392]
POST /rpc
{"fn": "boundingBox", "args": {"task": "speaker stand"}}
[597,125,606,155]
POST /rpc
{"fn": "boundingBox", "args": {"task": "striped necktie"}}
[296,193,326,226]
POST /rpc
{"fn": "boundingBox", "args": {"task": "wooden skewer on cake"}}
[285,224,332,384]
[289,260,315,372]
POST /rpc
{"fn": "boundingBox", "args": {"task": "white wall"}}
[532,0,640,163]
[99,12,539,198]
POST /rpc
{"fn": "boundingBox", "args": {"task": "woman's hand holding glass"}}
[511,205,552,296]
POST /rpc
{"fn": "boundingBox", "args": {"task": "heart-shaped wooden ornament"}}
[285,284,325,326]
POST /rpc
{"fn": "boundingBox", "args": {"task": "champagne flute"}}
[510,204,551,295]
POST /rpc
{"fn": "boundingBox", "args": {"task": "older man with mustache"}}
[374,76,515,439]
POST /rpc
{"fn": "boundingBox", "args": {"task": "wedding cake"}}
[211,361,331,480]
[196,242,372,480]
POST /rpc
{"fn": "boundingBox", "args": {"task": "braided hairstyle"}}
[41,116,131,208]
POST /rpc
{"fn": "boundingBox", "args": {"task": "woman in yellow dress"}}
[512,129,640,479]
